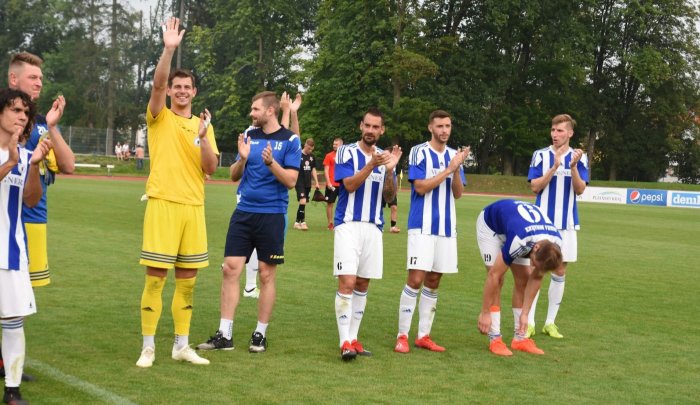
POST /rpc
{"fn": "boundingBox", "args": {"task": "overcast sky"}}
[126,0,159,16]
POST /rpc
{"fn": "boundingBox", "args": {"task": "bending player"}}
[476,199,563,356]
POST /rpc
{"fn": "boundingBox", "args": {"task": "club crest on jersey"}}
[193,136,200,147]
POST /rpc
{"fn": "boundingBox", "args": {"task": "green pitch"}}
[23,178,699,404]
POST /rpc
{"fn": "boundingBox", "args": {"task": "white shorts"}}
[333,222,383,279]
[476,211,529,267]
[406,230,458,273]
[559,229,577,262]
[0,268,37,318]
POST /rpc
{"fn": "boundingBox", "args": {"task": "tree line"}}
[2,0,699,182]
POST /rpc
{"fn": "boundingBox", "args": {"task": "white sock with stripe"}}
[546,274,566,325]
[335,292,352,346]
[398,285,419,337]
[348,290,367,341]
[417,287,438,339]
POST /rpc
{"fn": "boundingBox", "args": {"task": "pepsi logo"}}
[630,190,641,203]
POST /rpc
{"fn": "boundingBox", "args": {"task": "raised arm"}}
[414,147,468,196]
[280,92,290,129]
[197,109,218,175]
[24,139,53,207]
[289,93,302,136]
[569,148,587,195]
[148,17,185,118]
[342,147,380,193]
[0,130,20,182]
[261,141,298,189]
[230,132,250,182]
[529,146,565,194]
[45,95,74,174]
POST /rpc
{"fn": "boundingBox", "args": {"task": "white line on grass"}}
[25,359,138,405]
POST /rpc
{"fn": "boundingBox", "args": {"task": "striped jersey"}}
[483,199,562,265]
[407,142,466,237]
[236,126,301,214]
[1,146,32,271]
[528,146,589,230]
[334,142,390,230]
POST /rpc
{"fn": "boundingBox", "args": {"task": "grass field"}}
[19,176,699,404]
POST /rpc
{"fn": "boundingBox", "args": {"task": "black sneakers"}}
[196,331,234,351]
[248,332,267,353]
[4,386,28,405]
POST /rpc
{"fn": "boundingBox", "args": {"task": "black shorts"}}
[325,186,339,203]
[295,185,311,201]
[224,210,286,264]
[382,195,397,207]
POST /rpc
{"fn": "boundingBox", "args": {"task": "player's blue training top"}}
[334,142,391,230]
[482,199,562,265]
[407,142,466,237]
[528,146,589,230]
[235,126,301,214]
[1,146,33,271]
[22,114,53,224]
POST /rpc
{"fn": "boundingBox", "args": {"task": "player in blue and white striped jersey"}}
[333,108,401,361]
[476,199,563,356]
[0,88,52,404]
[394,110,469,354]
[526,114,588,339]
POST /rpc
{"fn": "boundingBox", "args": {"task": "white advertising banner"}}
[577,186,627,205]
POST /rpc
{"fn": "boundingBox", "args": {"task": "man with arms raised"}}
[198,91,300,353]
[136,17,219,368]
[394,110,468,354]
[333,108,401,361]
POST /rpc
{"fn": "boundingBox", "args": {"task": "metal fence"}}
[64,126,240,167]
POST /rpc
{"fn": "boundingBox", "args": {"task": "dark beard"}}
[362,134,377,146]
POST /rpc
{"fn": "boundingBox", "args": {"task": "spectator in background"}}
[323,137,343,230]
[135,144,145,170]
[115,142,123,160]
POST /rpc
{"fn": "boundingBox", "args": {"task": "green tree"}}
[185,0,317,153]
[303,0,394,150]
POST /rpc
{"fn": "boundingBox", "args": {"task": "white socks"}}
[245,250,259,291]
[219,319,233,339]
[348,290,367,342]
[488,306,501,341]
[2,318,25,388]
[546,274,566,325]
[417,287,438,339]
[335,292,352,346]
[255,321,268,337]
[398,285,419,337]
[528,274,566,327]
